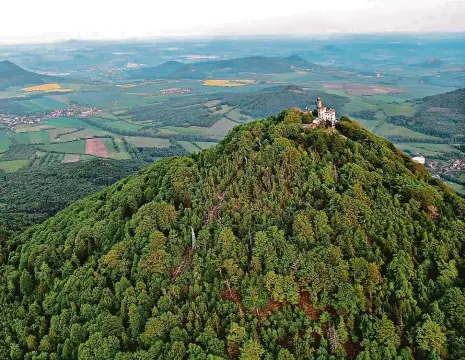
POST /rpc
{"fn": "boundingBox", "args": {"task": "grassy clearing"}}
[0,134,10,153]
[44,117,98,129]
[226,108,254,122]
[102,138,132,160]
[376,123,442,141]
[58,129,109,142]
[94,118,144,132]
[49,128,78,142]
[379,103,417,117]
[37,140,87,154]
[205,118,237,136]
[125,136,171,148]
[195,142,218,150]
[396,143,458,157]
[179,141,200,153]
[446,181,465,195]
[0,160,29,172]
[16,125,53,133]
[15,132,30,144]
[29,130,51,145]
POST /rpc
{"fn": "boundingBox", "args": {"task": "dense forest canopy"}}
[0,112,464,360]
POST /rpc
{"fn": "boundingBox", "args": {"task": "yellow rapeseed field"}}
[23,83,62,92]
[203,79,254,87]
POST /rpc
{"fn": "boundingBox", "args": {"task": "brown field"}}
[323,83,406,95]
[85,138,108,158]
[62,154,80,163]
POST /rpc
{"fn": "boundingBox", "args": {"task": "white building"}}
[313,97,337,126]
[412,156,426,165]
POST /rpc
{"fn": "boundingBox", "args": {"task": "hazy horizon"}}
[1,0,464,45]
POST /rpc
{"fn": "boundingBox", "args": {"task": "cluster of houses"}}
[0,106,102,131]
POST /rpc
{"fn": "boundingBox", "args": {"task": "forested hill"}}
[0,60,56,90]
[387,88,465,139]
[1,112,465,360]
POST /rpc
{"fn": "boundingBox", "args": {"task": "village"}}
[0,106,102,131]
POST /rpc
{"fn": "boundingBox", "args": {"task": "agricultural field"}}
[23,83,61,92]
[29,130,51,145]
[125,136,170,148]
[37,140,87,154]
[0,160,29,172]
[0,133,10,153]
[195,141,218,150]
[179,141,201,153]
[204,118,238,136]
[203,79,254,87]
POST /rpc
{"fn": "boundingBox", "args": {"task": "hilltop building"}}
[312,97,337,127]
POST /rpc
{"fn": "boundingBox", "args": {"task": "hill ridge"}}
[0,111,464,359]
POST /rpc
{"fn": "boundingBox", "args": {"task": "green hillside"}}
[387,88,465,139]
[0,112,464,359]
[0,60,55,90]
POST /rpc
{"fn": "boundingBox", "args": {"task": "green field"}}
[58,129,110,142]
[15,132,31,144]
[103,138,132,160]
[205,118,238,136]
[94,118,144,131]
[29,130,51,145]
[0,160,29,172]
[195,141,218,150]
[179,141,201,153]
[44,117,98,129]
[0,134,10,153]
[375,122,443,141]
[37,140,87,154]
[125,136,171,148]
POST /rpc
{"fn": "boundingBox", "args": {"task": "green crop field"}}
[44,117,98,130]
[195,141,218,150]
[179,141,201,153]
[225,108,253,122]
[94,118,145,132]
[375,122,443,141]
[0,160,29,172]
[15,132,31,144]
[58,129,110,142]
[48,128,78,142]
[125,136,171,148]
[102,138,132,160]
[37,140,87,154]
[29,130,51,145]
[0,133,10,153]
[396,143,458,157]
[379,103,417,117]
[205,118,237,136]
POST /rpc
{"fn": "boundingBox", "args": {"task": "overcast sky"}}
[1,0,464,44]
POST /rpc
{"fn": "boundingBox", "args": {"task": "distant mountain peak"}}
[0,60,27,75]
[284,54,306,62]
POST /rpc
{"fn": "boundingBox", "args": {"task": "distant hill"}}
[0,60,57,90]
[132,55,322,79]
[1,113,464,359]
[412,58,446,68]
[387,88,465,138]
